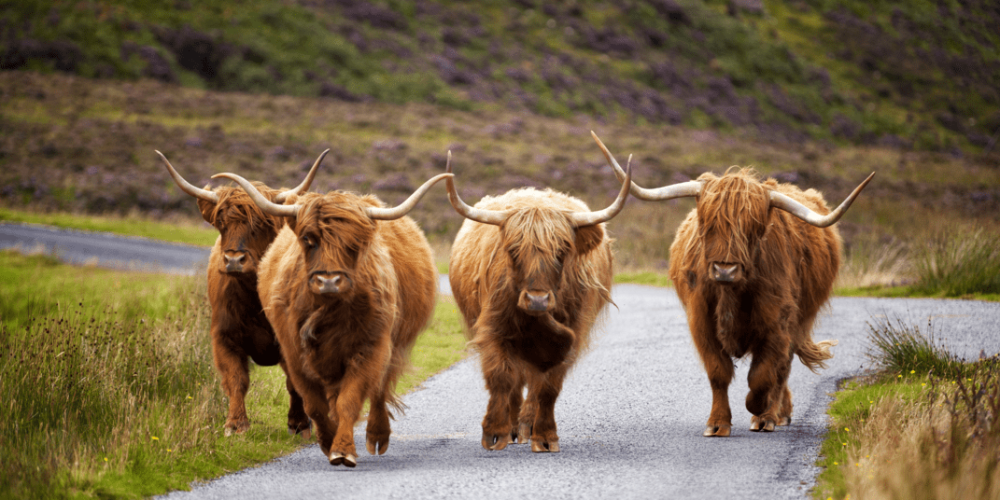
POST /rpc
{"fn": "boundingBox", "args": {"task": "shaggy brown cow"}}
[158,150,327,437]
[594,134,874,437]
[215,170,450,468]
[445,137,632,453]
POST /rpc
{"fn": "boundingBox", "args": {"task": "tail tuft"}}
[797,339,838,373]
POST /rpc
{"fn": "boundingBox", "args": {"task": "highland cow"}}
[595,134,873,437]
[215,170,449,467]
[445,136,631,453]
[158,150,327,437]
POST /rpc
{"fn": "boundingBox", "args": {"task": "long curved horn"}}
[365,172,453,221]
[569,151,633,227]
[591,131,702,201]
[769,172,876,228]
[211,173,300,218]
[156,151,220,203]
[444,151,509,226]
[274,149,329,203]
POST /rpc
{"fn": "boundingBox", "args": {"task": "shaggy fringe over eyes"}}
[295,195,378,270]
[697,167,769,264]
[503,209,574,265]
[501,208,611,304]
[212,183,283,232]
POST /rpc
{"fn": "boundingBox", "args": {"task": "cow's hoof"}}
[288,425,312,440]
[750,417,776,432]
[703,425,731,437]
[366,437,389,455]
[482,432,510,451]
[329,452,358,468]
[778,416,792,426]
[223,419,249,437]
[514,422,532,444]
[531,439,560,453]
[223,426,245,437]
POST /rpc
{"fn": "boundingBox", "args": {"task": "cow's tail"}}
[796,339,838,373]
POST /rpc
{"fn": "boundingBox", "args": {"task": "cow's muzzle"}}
[223,251,253,273]
[309,271,353,295]
[711,262,743,283]
[518,290,555,314]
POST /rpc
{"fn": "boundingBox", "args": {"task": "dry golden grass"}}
[841,384,1000,500]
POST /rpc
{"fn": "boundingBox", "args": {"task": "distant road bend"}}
[4,222,999,499]
[0,222,211,275]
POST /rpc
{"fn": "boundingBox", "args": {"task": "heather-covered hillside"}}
[2,0,998,152]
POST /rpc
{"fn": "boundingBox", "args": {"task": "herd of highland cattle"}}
[157,132,874,467]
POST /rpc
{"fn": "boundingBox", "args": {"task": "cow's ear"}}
[574,225,604,256]
[196,198,216,225]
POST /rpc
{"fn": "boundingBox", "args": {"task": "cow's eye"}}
[556,250,568,265]
[301,235,315,248]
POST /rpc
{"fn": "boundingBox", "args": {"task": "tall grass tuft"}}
[913,225,1000,297]
[865,315,968,379]
[0,252,223,498]
[836,233,911,290]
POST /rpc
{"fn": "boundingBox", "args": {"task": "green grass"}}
[0,250,466,499]
[0,207,217,247]
[614,271,672,287]
[836,284,1000,303]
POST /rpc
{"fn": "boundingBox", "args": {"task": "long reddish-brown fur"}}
[449,188,614,452]
[256,191,437,466]
[669,168,838,437]
[199,183,309,436]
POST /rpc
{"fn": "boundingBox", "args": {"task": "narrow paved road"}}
[5,223,998,499]
[162,289,999,500]
[0,222,211,275]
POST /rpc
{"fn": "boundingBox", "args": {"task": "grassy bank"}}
[0,250,466,499]
[814,316,1000,499]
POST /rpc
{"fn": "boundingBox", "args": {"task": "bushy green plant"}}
[913,226,1000,297]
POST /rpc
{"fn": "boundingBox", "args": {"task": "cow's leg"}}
[689,321,734,436]
[508,375,527,444]
[479,342,518,451]
[328,336,390,467]
[298,378,335,456]
[528,365,567,453]
[211,331,251,436]
[747,347,792,432]
[280,360,311,438]
[366,389,391,455]
[777,382,793,426]
[311,409,336,457]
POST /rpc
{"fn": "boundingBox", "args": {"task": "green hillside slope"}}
[3,0,997,151]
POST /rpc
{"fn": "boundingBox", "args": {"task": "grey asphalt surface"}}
[163,290,999,500]
[0,222,211,275]
[5,223,998,499]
